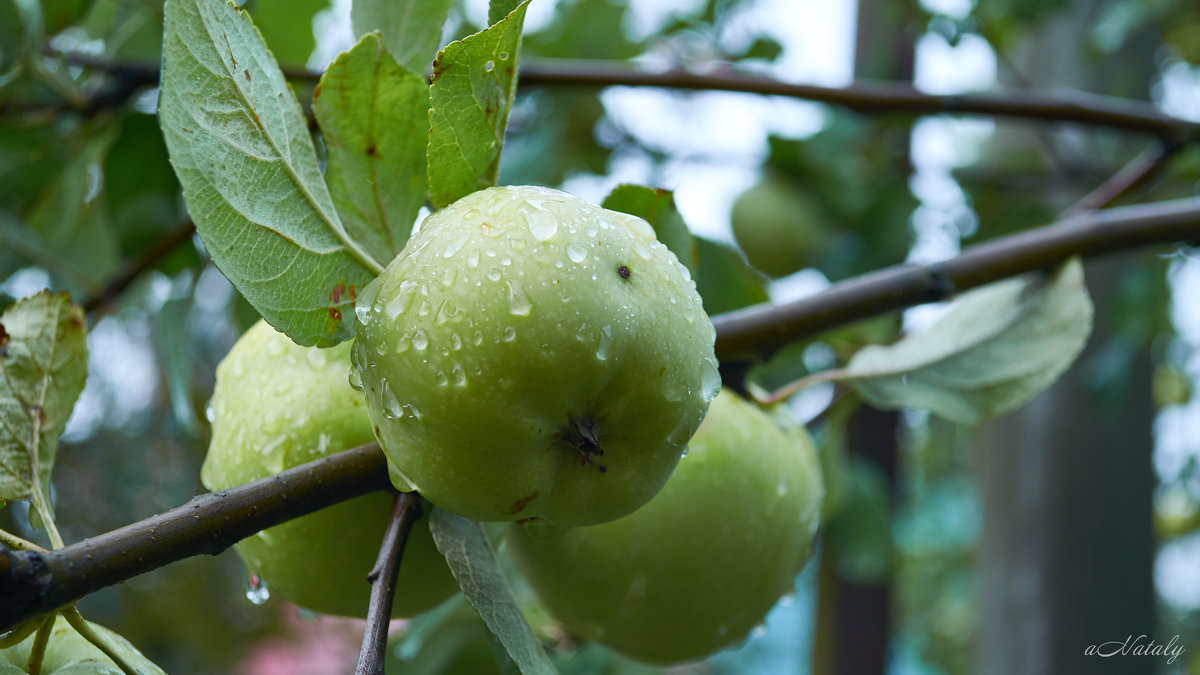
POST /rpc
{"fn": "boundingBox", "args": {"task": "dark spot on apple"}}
[598,465,607,473]
[366,144,378,157]
[617,265,631,280]
[561,415,605,469]
[509,492,539,514]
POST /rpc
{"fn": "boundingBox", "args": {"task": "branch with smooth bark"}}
[0,444,389,633]
[31,49,1200,140]
[712,196,1200,361]
[81,220,197,316]
[355,492,422,675]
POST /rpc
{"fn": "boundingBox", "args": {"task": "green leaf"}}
[249,0,326,66]
[351,0,450,74]
[0,292,88,510]
[0,615,165,675]
[159,0,385,347]
[488,0,522,27]
[600,184,695,274]
[315,33,428,264]
[740,36,783,61]
[427,1,529,209]
[844,258,1093,425]
[691,236,769,316]
[429,508,558,675]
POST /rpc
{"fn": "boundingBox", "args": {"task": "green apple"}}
[201,320,458,618]
[731,173,831,278]
[352,185,720,526]
[507,388,824,665]
[0,616,164,675]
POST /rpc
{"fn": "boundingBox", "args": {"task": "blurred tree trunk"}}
[812,1,916,673]
[975,3,1158,673]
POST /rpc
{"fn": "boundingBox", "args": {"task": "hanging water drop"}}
[526,209,558,241]
[381,380,404,418]
[244,574,270,605]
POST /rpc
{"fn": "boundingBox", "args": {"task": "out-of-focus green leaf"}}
[427,1,529,208]
[315,33,427,263]
[351,0,450,74]
[0,292,88,511]
[0,615,165,674]
[523,0,640,60]
[739,36,783,61]
[44,0,92,35]
[81,0,165,61]
[601,184,694,274]
[691,236,769,316]
[844,259,1093,425]
[159,0,384,347]
[388,595,509,675]
[249,0,325,66]
[429,508,558,675]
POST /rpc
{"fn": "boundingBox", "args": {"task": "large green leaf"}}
[429,508,557,675]
[691,236,769,316]
[843,258,1093,425]
[350,0,450,74]
[600,184,694,274]
[159,0,384,347]
[427,1,529,209]
[0,292,88,510]
[315,32,427,264]
[0,615,165,675]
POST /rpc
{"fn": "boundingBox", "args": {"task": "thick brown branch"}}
[713,197,1200,361]
[355,492,422,675]
[38,49,1200,140]
[81,220,196,315]
[0,443,389,632]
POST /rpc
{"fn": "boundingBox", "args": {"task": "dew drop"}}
[412,330,429,351]
[442,236,468,258]
[680,446,690,458]
[381,380,403,418]
[626,216,656,240]
[633,243,652,260]
[417,301,432,317]
[262,410,283,434]
[507,280,532,316]
[526,209,558,241]
[701,357,721,401]
[566,243,587,263]
[473,331,483,346]
[436,371,449,386]
[395,335,410,354]
[466,250,480,268]
[441,266,458,287]
[503,326,517,342]
[244,574,270,605]
[596,325,613,361]
[779,591,797,607]
[265,339,284,357]
[348,368,363,391]
[375,339,389,356]
[751,624,769,639]
[486,268,502,282]
[354,303,372,324]
[451,364,467,386]
[585,225,598,237]
[450,333,463,351]
[205,403,215,423]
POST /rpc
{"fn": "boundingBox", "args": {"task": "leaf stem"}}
[26,614,55,675]
[62,607,141,675]
[29,492,65,550]
[0,529,45,552]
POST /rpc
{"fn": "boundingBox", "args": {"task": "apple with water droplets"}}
[351,185,720,526]
[201,320,458,617]
[507,388,824,665]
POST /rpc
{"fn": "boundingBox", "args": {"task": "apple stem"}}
[354,491,422,675]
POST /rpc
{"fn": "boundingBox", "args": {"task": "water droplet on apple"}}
[566,243,586,263]
[412,330,429,351]
[348,367,363,391]
[442,236,468,258]
[633,243,652,260]
[381,379,403,418]
[265,339,283,357]
[507,280,532,316]
[526,209,558,241]
[244,574,270,605]
[596,325,614,361]
[701,357,721,401]
[450,333,463,351]
[436,371,448,386]
[451,364,467,387]
[503,326,517,342]
[305,349,327,369]
[466,250,480,268]
[486,269,501,282]
[473,331,483,346]
[500,255,512,266]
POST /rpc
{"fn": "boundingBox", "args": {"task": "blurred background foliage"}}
[2,0,1200,673]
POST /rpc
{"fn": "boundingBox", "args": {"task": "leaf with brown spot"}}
[0,292,88,511]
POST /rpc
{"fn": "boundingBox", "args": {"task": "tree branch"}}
[2,197,1199,633]
[355,492,422,675]
[712,196,1200,361]
[35,49,1200,140]
[1062,141,1179,216]
[81,220,196,316]
[0,444,389,633]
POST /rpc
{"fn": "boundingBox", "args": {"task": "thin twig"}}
[38,49,1200,141]
[355,492,422,675]
[0,443,389,632]
[81,220,197,316]
[1062,142,1180,217]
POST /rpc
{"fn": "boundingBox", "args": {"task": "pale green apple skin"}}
[352,185,720,526]
[731,175,829,278]
[507,388,824,665]
[201,320,457,618]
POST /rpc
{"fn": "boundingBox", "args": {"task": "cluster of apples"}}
[202,186,824,665]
